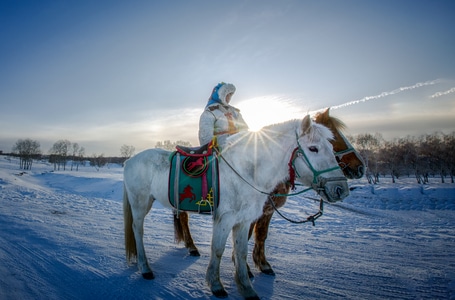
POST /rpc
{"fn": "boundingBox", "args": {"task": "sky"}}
[1,0,454,156]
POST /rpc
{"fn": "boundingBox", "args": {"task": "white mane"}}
[224,117,334,152]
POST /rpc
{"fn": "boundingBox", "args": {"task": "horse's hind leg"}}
[129,192,154,279]
[173,212,200,256]
[124,189,154,279]
[132,210,154,279]
[252,212,275,276]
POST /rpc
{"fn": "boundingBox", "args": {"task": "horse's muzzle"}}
[312,176,349,202]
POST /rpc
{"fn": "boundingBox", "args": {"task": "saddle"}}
[168,138,220,215]
[176,142,212,156]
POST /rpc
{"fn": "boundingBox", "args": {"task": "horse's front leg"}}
[173,212,200,256]
[206,217,233,298]
[233,222,260,300]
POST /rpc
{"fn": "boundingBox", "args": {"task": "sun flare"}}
[237,96,305,132]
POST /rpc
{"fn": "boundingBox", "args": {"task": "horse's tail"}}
[173,211,185,244]
[123,183,137,263]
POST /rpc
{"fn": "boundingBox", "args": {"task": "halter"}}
[289,131,341,188]
[215,133,344,226]
[332,131,358,160]
[215,131,341,198]
[270,132,344,226]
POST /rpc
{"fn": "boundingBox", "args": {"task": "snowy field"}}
[1,155,455,300]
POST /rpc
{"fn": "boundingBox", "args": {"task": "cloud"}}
[430,87,455,99]
[328,79,441,112]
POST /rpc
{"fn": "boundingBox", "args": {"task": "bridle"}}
[214,131,346,226]
[332,131,364,169]
[289,133,343,190]
[215,131,343,200]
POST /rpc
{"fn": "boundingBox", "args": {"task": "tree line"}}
[8,133,455,185]
[350,131,455,184]
[10,139,137,171]
[8,138,189,171]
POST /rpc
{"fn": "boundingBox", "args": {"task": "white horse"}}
[123,115,349,299]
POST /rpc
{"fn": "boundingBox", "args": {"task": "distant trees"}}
[49,139,71,170]
[49,140,86,171]
[70,143,85,171]
[12,138,41,170]
[351,131,455,183]
[8,133,453,184]
[353,133,383,184]
[155,140,192,151]
[120,144,135,162]
[90,153,107,171]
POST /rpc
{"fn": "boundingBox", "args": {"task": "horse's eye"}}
[309,146,318,153]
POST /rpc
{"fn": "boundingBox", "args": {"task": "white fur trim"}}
[218,83,236,104]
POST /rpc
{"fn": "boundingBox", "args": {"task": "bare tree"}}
[49,139,71,171]
[380,139,404,183]
[444,132,455,183]
[354,133,383,183]
[155,140,192,151]
[395,136,420,181]
[90,153,107,171]
[69,143,85,171]
[120,144,136,162]
[12,138,41,170]
[70,143,79,171]
[420,132,447,183]
[76,146,86,171]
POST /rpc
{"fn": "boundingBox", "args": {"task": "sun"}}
[237,95,304,131]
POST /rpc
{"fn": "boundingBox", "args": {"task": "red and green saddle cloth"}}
[168,139,220,214]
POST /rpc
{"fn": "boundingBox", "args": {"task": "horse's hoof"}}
[142,272,155,280]
[212,289,228,298]
[189,249,200,257]
[261,268,275,276]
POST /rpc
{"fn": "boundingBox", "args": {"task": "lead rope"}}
[269,196,323,226]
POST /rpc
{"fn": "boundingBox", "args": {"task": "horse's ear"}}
[301,115,313,135]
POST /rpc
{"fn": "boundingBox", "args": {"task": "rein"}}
[214,132,341,226]
[269,195,323,226]
[214,147,272,197]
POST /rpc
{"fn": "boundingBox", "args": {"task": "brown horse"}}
[173,108,365,275]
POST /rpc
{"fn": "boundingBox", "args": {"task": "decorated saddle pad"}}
[168,141,220,214]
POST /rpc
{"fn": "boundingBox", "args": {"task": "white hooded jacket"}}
[198,83,249,145]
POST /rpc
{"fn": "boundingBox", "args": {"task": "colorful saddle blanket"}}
[168,140,219,214]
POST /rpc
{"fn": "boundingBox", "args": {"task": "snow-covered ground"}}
[1,155,454,299]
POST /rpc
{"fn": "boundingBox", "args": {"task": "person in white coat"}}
[198,82,249,145]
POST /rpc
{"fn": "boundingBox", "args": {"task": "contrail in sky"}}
[430,87,455,99]
[311,79,441,114]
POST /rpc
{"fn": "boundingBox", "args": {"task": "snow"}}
[1,155,455,300]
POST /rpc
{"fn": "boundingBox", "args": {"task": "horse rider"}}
[198,82,249,145]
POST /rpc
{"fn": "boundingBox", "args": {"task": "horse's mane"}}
[314,110,347,132]
[261,118,301,133]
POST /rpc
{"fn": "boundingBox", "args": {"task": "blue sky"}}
[1,0,454,156]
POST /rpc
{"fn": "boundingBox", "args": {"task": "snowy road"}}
[1,156,454,299]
